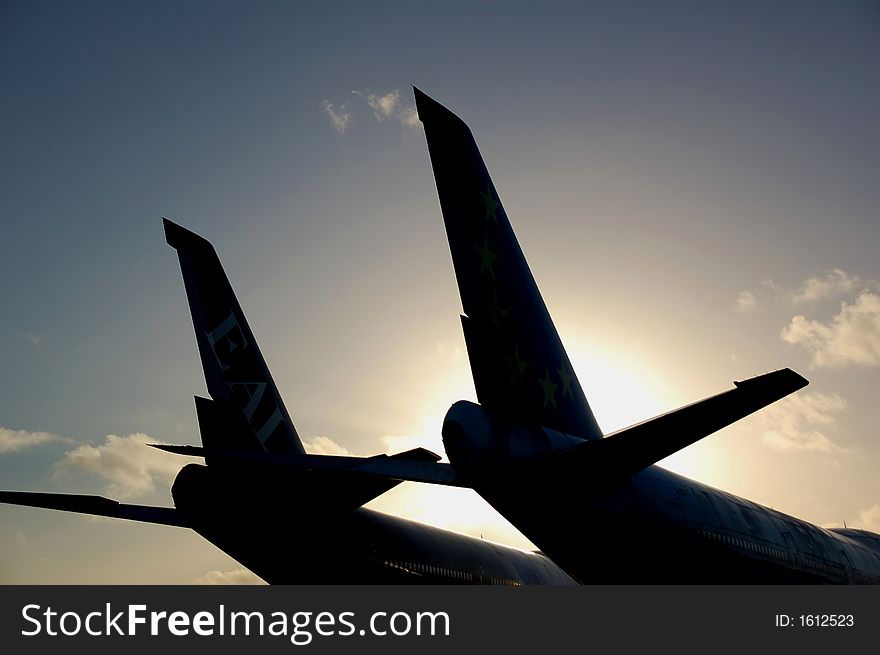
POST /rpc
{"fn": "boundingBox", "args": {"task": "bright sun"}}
[568,349,668,434]
[367,346,689,550]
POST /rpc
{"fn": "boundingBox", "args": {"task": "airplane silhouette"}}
[2,88,878,583]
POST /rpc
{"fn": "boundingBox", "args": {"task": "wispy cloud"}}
[781,291,880,368]
[0,427,70,454]
[792,268,860,304]
[736,269,880,369]
[735,290,756,313]
[323,88,419,134]
[852,504,880,533]
[399,105,419,128]
[353,89,400,121]
[303,435,353,456]
[53,433,199,499]
[18,329,54,349]
[189,568,265,585]
[735,269,871,314]
[758,391,849,455]
[733,279,776,312]
[322,99,352,134]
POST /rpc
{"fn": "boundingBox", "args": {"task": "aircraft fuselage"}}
[475,463,880,583]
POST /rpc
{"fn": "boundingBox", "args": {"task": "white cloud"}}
[399,105,420,128]
[758,391,849,455]
[853,504,880,533]
[0,427,70,454]
[326,88,419,133]
[353,89,400,121]
[736,269,872,316]
[793,268,860,304]
[303,435,353,456]
[735,290,756,313]
[322,99,352,134]
[190,568,265,585]
[781,291,880,368]
[53,433,199,499]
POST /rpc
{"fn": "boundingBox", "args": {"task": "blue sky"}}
[1,0,879,582]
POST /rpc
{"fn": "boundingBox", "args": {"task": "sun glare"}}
[367,344,710,548]
[568,349,668,434]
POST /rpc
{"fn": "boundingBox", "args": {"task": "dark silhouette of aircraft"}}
[412,88,880,583]
[0,215,574,585]
[3,89,879,583]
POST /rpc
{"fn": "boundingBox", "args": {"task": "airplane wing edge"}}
[560,367,808,478]
[0,491,187,527]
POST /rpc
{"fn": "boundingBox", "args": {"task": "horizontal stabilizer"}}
[0,491,186,527]
[559,368,808,478]
[150,445,464,488]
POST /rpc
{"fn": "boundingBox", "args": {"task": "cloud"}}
[781,291,880,368]
[324,88,419,134]
[0,427,70,454]
[322,99,352,134]
[792,268,860,304]
[735,290,756,313]
[736,269,871,315]
[758,391,849,455]
[853,505,880,533]
[352,88,419,129]
[734,280,776,314]
[53,433,199,499]
[189,568,265,585]
[399,105,419,128]
[353,89,399,121]
[738,269,880,369]
[18,329,54,349]
[303,435,353,456]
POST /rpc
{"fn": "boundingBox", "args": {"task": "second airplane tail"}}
[164,218,305,455]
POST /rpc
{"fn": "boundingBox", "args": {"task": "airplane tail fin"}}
[164,219,305,454]
[415,88,603,440]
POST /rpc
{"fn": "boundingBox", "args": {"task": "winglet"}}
[734,367,808,392]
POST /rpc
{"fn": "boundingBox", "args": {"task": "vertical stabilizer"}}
[164,219,305,454]
[416,89,602,440]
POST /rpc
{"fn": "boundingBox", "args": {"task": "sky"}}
[1,0,879,583]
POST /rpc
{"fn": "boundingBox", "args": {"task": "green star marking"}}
[557,361,573,398]
[513,345,529,381]
[474,235,499,278]
[538,366,558,409]
[481,183,499,225]
[484,293,508,328]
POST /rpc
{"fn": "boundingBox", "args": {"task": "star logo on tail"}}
[481,183,499,226]
[538,367,558,409]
